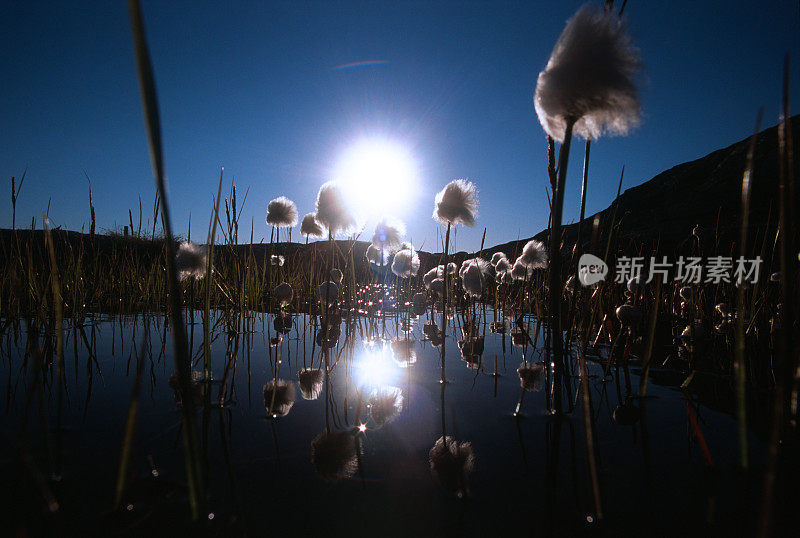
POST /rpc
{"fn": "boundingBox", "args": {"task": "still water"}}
[1,307,765,536]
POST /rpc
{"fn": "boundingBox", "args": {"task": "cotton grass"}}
[315,181,357,236]
[533,4,641,142]
[266,196,299,228]
[391,246,420,278]
[300,212,325,239]
[433,179,478,227]
[175,241,209,281]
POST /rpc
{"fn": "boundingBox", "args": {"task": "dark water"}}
[0,308,770,536]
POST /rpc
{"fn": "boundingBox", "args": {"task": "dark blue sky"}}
[2,1,798,252]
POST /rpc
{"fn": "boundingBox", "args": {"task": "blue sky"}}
[2,1,798,252]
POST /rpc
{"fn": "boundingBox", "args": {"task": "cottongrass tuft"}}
[429,278,445,295]
[491,252,507,266]
[263,379,296,417]
[311,430,358,482]
[517,363,544,392]
[368,386,404,427]
[511,258,533,281]
[391,339,417,368]
[266,196,299,228]
[429,436,476,498]
[175,241,209,281]
[391,246,420,278]
[270,254,285,267]
[460,258,489,298]
[447,262,457,275]
[315,181,357,236]
[423,265,445,289]
[273,282,293,307]
[520,239,548,269]
[318,281,339,305]
[459,257,490,279]
[495,257,511,273]
[616,304,643,329]
[372,217,406,250]
[300,212,325,238]
[297,368,324,400]
[433,179,478,227]
[534,3,641,142]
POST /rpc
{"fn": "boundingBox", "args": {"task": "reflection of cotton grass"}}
[300,212,325,239]
[517,364,544,391]
[429,436,475,498]
[263,379,296,417]
[175,241,209,281]
[311,430,358,482]
[298,368,324,400]
[266,196,299,228]
[534,4,641,142]
[273,311,293,334]
[458,335,484,360]
[391,339,417,367]
[315,182,357,236]
[368,386,404,427]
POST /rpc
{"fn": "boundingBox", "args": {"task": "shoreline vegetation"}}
[3,115,797,317]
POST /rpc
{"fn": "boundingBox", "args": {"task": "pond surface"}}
[1,307,770,536]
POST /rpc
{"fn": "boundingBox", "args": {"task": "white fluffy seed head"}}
[423,265,444,289]
[534,4,641,142]
[315,182,357,236]
[263,379,296,417]
[391,247,420,279]
[495,257,511,273]
[459,258,490,279]
[511,257,533,281]
[300,213,325,238]
[520,239,548,269]
[447,262,457,275]
[433,179,478,227]
[372,217,406,250]
[429,278,445,295]
[429,436,475,497]
[273,282,293,307]
[175,241,209,281]
[462,264,485,297]
[491,252,507,266]
[318,281,339,304]
[266,196,299,228]
[270,254,284,267]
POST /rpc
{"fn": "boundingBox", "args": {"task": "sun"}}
[333,138,418,219]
